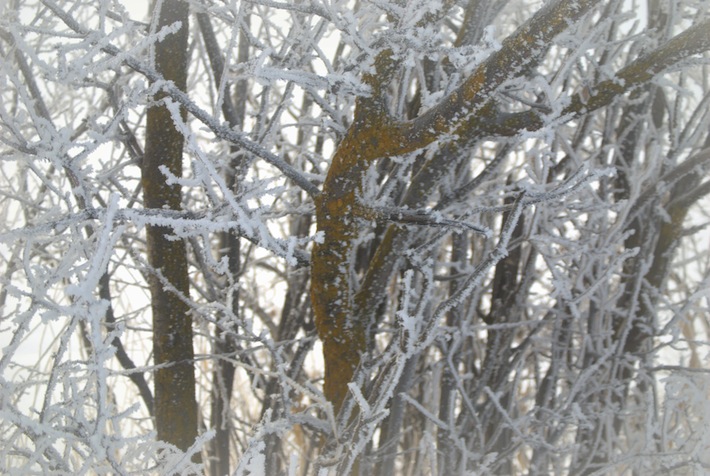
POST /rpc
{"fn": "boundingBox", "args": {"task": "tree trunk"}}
[142,0,198,456]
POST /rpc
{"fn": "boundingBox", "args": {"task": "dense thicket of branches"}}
[1,0,709,475]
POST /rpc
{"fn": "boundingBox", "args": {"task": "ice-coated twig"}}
[0,205,312,268]
[359,204,492,237]
[427,191,528,341]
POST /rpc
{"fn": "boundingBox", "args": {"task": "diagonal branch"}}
[400,0,602,151]
[492,18,710,136]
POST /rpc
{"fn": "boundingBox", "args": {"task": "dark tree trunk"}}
[142,0,199,457]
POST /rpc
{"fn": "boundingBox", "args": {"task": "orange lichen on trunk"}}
[311,111,405,412]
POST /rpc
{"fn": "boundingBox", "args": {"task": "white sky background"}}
[119,0,148,22]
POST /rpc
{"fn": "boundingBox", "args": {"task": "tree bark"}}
[142,0,198,455]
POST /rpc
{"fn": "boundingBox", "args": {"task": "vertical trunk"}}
[311,110,391,413]
[142,0,198,455]
[210,229,238,476]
